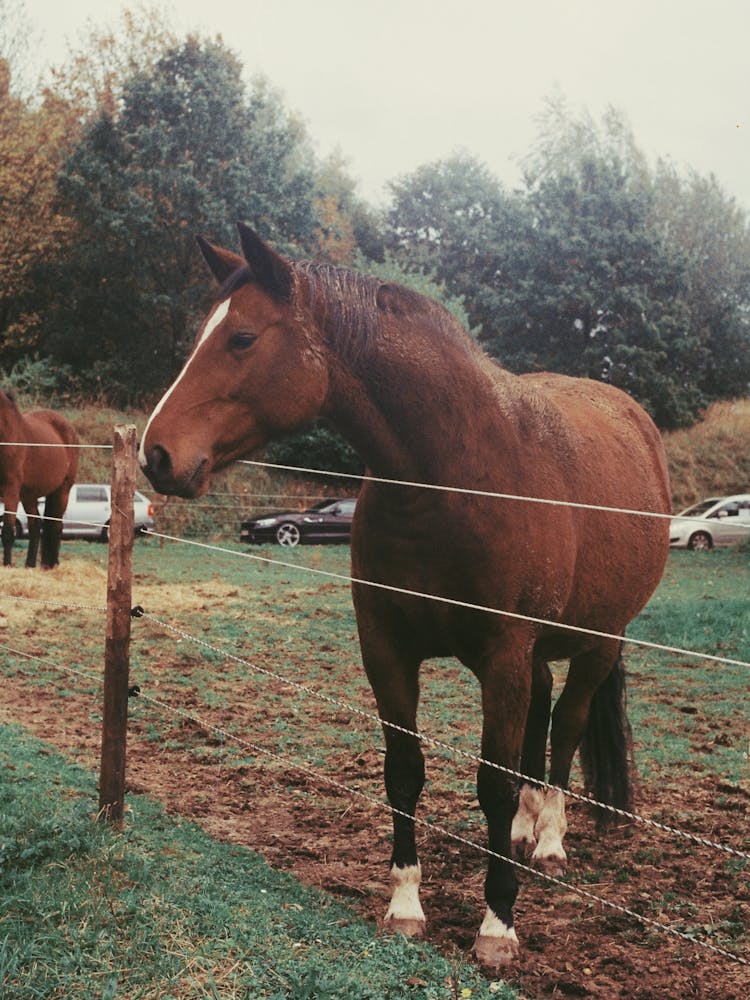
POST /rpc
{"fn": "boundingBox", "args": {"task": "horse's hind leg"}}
[21,495,41,568]
[532,638,624,874]
[358,623,426,937]
[39,488,67,569]
[511,655,552,858]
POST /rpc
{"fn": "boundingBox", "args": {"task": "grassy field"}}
[0,722,511,1000]
[0,532,748,997]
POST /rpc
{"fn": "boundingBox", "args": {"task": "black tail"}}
[579,647,634,823]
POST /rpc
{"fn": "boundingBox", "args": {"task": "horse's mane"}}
[0,386,18,409]
[219,261,468,369]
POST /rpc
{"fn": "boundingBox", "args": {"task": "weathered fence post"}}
[99,424,137,824]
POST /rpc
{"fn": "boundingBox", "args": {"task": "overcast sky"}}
[21,0,750,209]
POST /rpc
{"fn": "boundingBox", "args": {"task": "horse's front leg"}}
[1,490,20,566]
[473,634,533,968]
[357,615,426,937]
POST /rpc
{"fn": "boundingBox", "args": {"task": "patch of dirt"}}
[0,667,747,999]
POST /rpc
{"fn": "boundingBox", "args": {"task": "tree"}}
[0,65,77,365]
[384,151,528,336]
[494,156,705,428]
[651,163,750,403]
[39,36,318,403]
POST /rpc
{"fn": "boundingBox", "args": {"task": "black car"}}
[240,498,357,547]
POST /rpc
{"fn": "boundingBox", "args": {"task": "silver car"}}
[669,493,750,550]
[0,483,156,541]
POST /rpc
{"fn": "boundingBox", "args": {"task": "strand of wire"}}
[0,585,744,860]
[3,537,745,860]
[141,527,750,673]
[2,629,746,966]
[139,608,750,862]
[0,436,746,532]
[0,440,112,449]
[128,675,749,968]
[0,592,106,613]
[238,459,750,532]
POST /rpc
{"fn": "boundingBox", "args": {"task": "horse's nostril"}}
[147,444,172,481]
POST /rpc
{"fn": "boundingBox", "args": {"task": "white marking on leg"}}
[139,297,232,466]
[531,788,568,872]
[511,783,544,856]
[477,906,519,945]
[473,905,520,966]
[384,863,425,927]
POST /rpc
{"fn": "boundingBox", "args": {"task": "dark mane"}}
[218,261,465,368]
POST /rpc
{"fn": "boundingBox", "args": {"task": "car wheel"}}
[101,523,109,543]
[688,530,712,551]
[276,523,301,546]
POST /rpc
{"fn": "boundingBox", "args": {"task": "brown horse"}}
[0,389,79,569]
[140,224,671,967]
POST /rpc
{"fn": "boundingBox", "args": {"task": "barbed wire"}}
[2,584,746,861]
[0,633,746,968]
[137,608,750,862]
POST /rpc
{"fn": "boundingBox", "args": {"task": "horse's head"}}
[139,224,329,497]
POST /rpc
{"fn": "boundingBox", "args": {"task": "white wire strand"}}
[137,608,750,863]
[2,586,746,862]
[141,528,750,672]
[238,459,750,532]
[2,583,746,864]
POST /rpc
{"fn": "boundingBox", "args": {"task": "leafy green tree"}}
[495,156,705,427]
[385,151,527,336]
[38,36,318,403]
[651,163,750,403]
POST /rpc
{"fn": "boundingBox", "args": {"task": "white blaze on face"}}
[138,298,232,467]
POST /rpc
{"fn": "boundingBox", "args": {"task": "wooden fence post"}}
[99,424,137,824]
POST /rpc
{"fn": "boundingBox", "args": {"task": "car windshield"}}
[677,499,720,517]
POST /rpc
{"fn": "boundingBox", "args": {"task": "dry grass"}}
[662,398,750,510]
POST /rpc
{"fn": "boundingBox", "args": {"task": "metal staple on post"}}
[98,424,137,824]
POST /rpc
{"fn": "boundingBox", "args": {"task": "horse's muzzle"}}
[141,444,209,498]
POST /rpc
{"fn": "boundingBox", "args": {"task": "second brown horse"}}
[0,389,78,569]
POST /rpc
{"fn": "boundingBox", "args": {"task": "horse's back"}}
[518,372,670,513]
[21,409,79,496]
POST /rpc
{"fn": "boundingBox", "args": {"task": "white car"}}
[0,483,156,541]
[669,494,750,550]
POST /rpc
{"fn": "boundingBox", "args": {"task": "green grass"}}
[1,535,748,994]
[0,724,513,1000]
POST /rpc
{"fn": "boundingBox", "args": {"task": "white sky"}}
[20,0,750,209]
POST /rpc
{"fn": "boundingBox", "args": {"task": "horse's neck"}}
[325,336,519,485]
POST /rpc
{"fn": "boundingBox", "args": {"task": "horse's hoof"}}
[511,833,537,860]
[472,929,520,968]
[530,851,567,878]
[383,915,426,938]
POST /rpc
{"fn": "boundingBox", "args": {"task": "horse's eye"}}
[228,332,257,352]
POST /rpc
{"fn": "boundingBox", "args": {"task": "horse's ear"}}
[196,236,245,284]
[237,222,293,302]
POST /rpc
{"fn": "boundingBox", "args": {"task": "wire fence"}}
[0,438,748,973]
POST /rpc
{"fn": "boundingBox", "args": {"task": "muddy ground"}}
[1,669,748,999]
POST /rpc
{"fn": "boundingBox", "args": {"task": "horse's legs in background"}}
[532,638,624,874]
[473,631,533,967]
[38,487,67,569]
[22,496,41,568]
[359,625,425,936]
[1,488,20,566]
[511,655,552,858]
